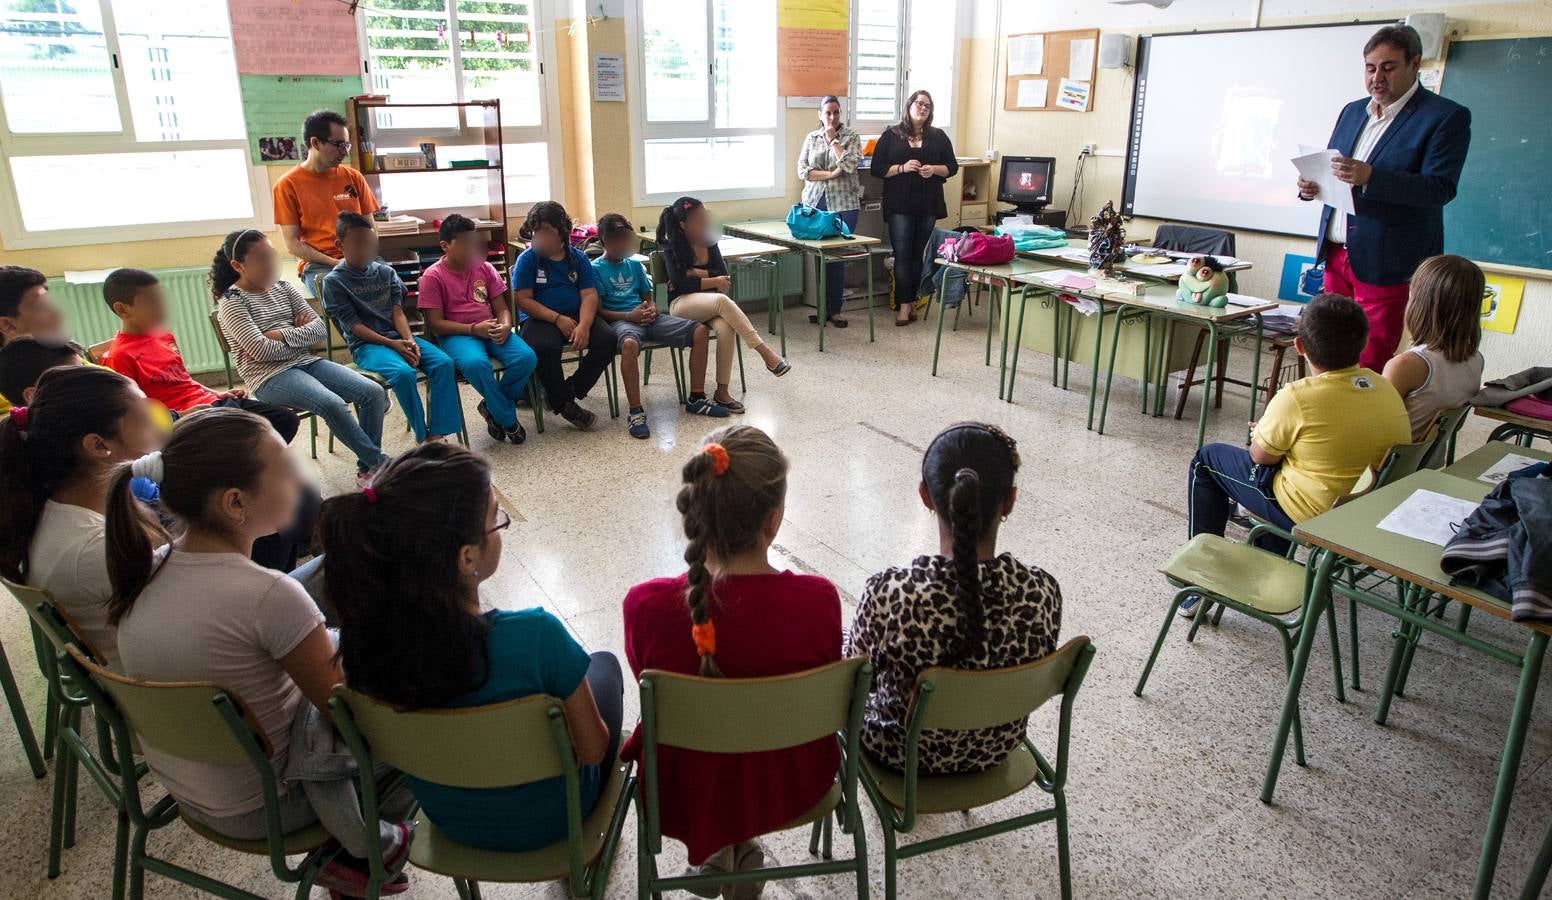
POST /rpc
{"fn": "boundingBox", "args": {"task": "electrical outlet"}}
[1082,143,1097,155]
[987,148,1000,160]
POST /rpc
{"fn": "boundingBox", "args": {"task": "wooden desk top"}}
[1472,405,1552,432]
[934,257,1059,281]
[1442,441,1552,482]
[724,219,881,250]
[1293,469,1552,635]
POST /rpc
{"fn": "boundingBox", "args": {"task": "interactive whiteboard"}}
[1122,22,1383,236]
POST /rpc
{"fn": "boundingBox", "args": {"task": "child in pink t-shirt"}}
[418,214,538,445]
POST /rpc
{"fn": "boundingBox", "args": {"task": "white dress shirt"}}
[1327,79,1421,244]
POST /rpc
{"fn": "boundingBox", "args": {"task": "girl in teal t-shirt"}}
[322,442,623,851]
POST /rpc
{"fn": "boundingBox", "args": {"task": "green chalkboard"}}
[1439,37,1552,271]
[240,75,363,166]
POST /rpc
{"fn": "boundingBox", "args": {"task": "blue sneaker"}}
[1177,594,1204,619]
[627,408,650,439]
[685,395,730,418]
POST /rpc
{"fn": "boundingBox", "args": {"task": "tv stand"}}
[995,207,1067,229]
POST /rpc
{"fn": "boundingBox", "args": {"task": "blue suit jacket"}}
[1314,87,1471,286]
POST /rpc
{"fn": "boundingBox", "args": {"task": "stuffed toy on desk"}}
[1177,255,1229,307]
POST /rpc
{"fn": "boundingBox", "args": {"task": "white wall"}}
[964,0,1552,377]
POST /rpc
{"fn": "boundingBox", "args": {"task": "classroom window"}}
[850,0,961,130]
[360,0,559,206]
[0,0,258,248]
[632,0,783,204]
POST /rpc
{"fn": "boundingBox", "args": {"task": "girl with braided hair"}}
[846,422,1062,775]
[621,425,840,895]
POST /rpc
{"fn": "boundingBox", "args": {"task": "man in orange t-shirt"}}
[273,108,380,287]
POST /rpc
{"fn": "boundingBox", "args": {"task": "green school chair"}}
[3,577,145,900]
[1523,813,1552,900]
[858,638,1097,900]
[635,658,873,900]
[206,307,322,459]
[310,273,472,447]
[329,686,636,900]
[0,632,45,780]
[1136,528,1346,768]
[60,644,342,900]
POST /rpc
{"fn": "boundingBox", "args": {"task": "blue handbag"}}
[786,204,853,241]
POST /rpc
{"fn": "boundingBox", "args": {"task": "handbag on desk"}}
[939,231,1015,265]
[786,204,853,241]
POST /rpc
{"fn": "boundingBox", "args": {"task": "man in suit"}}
[1298,24,1471,371]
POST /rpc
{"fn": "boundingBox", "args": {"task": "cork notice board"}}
[1005,28,1100,112]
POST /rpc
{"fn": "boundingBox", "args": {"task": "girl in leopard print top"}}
[845,423,1061,774]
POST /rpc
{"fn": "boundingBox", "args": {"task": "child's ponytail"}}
[104,459,166,625]
[946,468,989,665]
[675,427,787,678]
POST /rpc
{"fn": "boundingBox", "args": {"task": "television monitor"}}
[997,156,1056,211]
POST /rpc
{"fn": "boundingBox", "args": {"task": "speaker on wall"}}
[1404,13,1446,61]
[1098,33,1131,69]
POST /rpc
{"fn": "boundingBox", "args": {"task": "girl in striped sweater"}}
[212,230,388,480]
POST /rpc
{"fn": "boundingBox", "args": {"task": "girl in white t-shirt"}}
[0,363,158,669]
[103,407,413,897]
[1384,254,1486,442]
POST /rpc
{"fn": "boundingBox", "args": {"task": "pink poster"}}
[228,0,361,77]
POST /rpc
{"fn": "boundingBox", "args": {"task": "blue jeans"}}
[255,359,388,472]
[815,196,860,316]
[887,213,938,308]
[438,331,538,430]
[1188,442,1295,554]
[354,337,461,442]
[300,261,336,294]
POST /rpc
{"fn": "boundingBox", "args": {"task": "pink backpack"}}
[940,231,1015,265]
[1506,389,1552,422]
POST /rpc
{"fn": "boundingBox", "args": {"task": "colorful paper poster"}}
[240,75,364,165]
[777,0,847,97]
[228,0,361,77]
[1277,253,1320,302]
[1481,274,1525,334]
[1055,78,1090,112]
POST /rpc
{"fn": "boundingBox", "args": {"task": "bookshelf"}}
[345,98,512,284]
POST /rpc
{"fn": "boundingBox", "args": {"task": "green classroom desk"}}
[1007,272,1276,449]
[634,235,793,356]
[926,257,1057,400]
[1471,405,1552,448]
[1440,441,1552,482]
[1018,240,1255,284]
[1267,470,1552,900]
[720,219,882,351]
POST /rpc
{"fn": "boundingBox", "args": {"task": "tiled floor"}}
[3,298,1548,898]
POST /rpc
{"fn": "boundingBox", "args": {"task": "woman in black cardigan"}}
[869,89,958,326]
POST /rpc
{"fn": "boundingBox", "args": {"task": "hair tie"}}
[130,451,165,483]
[8,405,29,433]
[362,485,377,504]
[701,442,730,477]
[954,467,978,484]
[691,619,716,657]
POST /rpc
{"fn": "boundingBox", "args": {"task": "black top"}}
[868,127,959,220]
[660,243,727,302]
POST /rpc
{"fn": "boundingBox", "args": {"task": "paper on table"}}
[1069,38,1095,80]
[1292,146,1355,217]
[1376,489,1480,547]
[63,269,115,285]
[1059,249,1092,262]
[1478,453,1547,485]
[1224,292,1275,307]
[1016,79,1048,108]
[1009,34,1043,75]
[1127,262,1188,277]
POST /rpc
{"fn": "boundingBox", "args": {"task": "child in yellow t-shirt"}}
[1183,293,1410,614]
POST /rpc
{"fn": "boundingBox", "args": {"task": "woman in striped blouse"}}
[796,96,862,328]
[212,230,388,481]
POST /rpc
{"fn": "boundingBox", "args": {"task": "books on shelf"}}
[376,215,425,235]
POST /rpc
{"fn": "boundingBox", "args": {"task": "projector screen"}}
[1122,22,1383,236]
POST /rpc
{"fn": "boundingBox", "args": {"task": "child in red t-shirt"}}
[100,268,299,443]
[622,425,841,893]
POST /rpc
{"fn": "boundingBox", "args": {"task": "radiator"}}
[727,252,803,305]
[48,267,227,376]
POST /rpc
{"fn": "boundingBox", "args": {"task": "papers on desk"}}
[1292,146,1355,217]
[1376,489,1479,547]
[1478,453,1547,485]
[1029,270,1097,291]
[1151,249,1249,268]
[1126,262,1188,278]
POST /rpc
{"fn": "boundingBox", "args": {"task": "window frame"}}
[848,0,965,135]
[625,0,786,207]
[355,0,563,213]
[0,0,267,250]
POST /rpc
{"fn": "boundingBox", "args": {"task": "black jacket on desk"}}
[1440,464,1552,623]
[660,243,726,302]
[869,127,959,220]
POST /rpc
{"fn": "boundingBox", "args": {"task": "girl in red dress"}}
[622,425,841,899]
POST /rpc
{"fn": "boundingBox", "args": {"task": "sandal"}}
[766,359,791,377]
